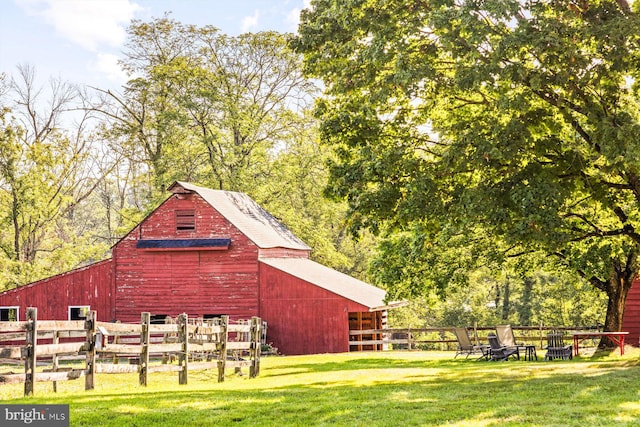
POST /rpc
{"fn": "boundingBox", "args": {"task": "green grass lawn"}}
[2,349,640,426]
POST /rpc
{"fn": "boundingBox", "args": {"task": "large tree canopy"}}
[294,0,640,334]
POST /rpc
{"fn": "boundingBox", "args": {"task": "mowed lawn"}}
[2,349,640,426]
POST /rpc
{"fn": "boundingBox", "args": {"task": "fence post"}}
[52,330,59,392]
[178,313,188,385]
[217,315,228,382]
[473,322,479,347]
[539,321,544,349]
[250,317,261,378]
[23,307,37,396]
[85,310,97,390]
[140,312,150,386]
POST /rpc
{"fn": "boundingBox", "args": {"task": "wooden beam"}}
[34,342,87,357]
[95,364,139,374]
[37,320,86,332]
[97,344,143,354]
[0,347,22,358]
[95,322,142,335]
[226,342,251,350]
[147,343,183,353]
[0,322,28,332]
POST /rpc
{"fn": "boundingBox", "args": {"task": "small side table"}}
[523,345,537,361]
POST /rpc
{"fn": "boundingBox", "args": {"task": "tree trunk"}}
[599,257,637,349]
[501,277,510,321]
[518,276,534,326]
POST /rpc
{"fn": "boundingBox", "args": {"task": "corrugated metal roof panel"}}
[169,181,311,251]
[259,257,387,309]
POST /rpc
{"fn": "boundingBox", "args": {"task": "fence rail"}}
[349,325,603,350]
[0,308,262,396]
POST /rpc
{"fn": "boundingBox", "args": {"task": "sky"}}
[0,0,311,91]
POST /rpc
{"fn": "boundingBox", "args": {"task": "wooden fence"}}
[0,308,262,396]
[349,325,602,351]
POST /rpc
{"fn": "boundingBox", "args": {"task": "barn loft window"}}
[68,305,90,320]
[150,314,170,324]
[0,306,19,321]
[176,209,196,232]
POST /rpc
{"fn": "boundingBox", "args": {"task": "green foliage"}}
[295,0,640,330]
[389,269,606,328]
[0,69,111,287]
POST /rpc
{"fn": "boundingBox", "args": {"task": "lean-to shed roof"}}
[259,257,387,309]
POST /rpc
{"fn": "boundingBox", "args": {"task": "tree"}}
[91,15,199,200]
[0,65,110,286]
[94,16,317,197]
[188,30,317,192]
[294,0,640,339]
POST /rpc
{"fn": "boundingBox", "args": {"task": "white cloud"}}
[286,1,312,32]
[91,53,129,85]
[241,10,259,32]
[286,8,301,30]
[15,0,141,51]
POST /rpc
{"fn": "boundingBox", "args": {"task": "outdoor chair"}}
[496,325,538,360]
[453,327,489,359]
[544,331,573,360]
[495,325,525,349]
[487,332,519,361]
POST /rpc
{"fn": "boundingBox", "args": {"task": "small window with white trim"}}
[0,306,19,321]
[68,306,90,320]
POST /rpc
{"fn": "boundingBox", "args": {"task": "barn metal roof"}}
[169,181,311,251]
[259,257,387,310]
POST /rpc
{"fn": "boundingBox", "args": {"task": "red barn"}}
[622,280,640,347]
[0,181,392,355]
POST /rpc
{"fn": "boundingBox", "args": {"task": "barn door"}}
[348,311,386,352]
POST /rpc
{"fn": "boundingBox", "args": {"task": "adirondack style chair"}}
[487,333,519,361]
[453,327,489,359]
[544,331,573,360]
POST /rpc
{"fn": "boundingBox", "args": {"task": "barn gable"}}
[168,181,311,253]
[112,187,262,323]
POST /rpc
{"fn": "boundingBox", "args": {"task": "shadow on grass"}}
[4,355,640,426]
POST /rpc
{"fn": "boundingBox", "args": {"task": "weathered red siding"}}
[0,259,114,321]
[0,184,387,355]
[622,279,640,346]
[259,262,371,355]
[112,192,260,323]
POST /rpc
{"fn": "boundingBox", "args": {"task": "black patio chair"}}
[487,332,519,361]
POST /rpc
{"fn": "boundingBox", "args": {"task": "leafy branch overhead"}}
[294,0,640,333]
